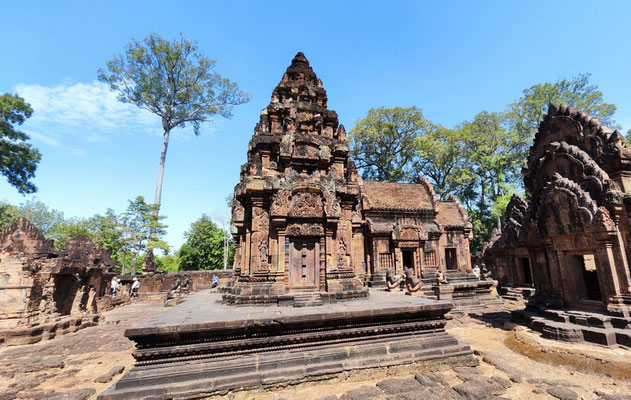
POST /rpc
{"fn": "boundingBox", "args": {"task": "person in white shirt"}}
[131,277,140,297]
[110,277,119,296]
[473,265,481,279]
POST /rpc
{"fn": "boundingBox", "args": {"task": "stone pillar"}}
[320,235,326,290]
[597,239,621,300]
[613,224,631,295]
[394,247,402,273]
[276,229,286,282]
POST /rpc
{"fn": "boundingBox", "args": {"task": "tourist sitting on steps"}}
[473,265,481,279]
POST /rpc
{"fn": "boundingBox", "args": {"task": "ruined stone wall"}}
[120,270,233,295]
[0,219,116,345]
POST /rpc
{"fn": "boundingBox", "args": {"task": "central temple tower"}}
[228,52,366,304]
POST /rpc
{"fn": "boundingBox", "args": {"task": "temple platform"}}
[512,304,631,347]
[99,290,474,399]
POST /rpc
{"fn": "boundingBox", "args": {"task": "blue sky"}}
[2,1,631,251]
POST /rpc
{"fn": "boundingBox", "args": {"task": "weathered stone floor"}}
[1,300,630,400]
[0,302,163,400]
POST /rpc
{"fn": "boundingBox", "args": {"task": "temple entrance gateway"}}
[289,238,318,289]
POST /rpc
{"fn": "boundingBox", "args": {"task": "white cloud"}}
[11,80,221,145]
[27,131,61,147]
[70,148,87,157]
[85,134,109,143]
[13,80,162,138]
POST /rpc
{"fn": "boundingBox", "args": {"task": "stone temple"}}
[99,53,479,399]
[484,104,631,346]
[227,52,479,306]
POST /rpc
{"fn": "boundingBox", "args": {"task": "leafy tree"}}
[459,112,523,212]
[13,199,66,236]
[0,93,42,194]
[350,106,431,182]
[507,73,618,162]
[179,215,234,271]
[414,124,470,200]
[155,254,179,272]
[0,202,19,231]
[121,196,168,274]
[98,33,250,240]
[48,218,93,249]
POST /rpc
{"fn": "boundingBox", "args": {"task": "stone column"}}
[597,239,621,300]
[320,235,326,290]
[276,229,286,282]
[613,223,631,295]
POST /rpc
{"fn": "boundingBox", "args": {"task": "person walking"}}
[131,277,140,297]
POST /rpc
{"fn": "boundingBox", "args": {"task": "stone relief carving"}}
[288,192,323,218]
[286,223,324,236]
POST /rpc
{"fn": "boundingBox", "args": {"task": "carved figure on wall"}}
[404,267,423,292]
[270,190,291,216]
[337,237,346,265]
[259,242,268,264]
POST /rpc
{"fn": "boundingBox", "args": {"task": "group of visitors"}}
[109,276,141,297]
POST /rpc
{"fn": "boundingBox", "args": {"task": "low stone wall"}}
[119,270,233,296]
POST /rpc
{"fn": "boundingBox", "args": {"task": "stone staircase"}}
[419,266,439,299]
[502,287,536,302]
[512,305,631,347]
[292,292,324,307]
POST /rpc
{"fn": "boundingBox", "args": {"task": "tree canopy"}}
[122,196,168,274]
[349,106,431,182]
[98,33,250,219]
[350,73,620,252]
[506,73,618,162]
[0,93,41,194]
[178,215,234,271]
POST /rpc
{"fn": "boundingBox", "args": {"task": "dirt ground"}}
[0,301,630,400]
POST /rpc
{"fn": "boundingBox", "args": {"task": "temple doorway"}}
[445,248,458,270]
[289,238,318,289]
[521,257,533,285]
[402,250,414,270]
[53,275,77,315]
[568,254,603,303]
